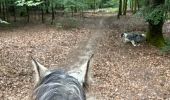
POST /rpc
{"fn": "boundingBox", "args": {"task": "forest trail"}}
[63,17,108,100]
[0,14,111,100]
[1,14,170,100]
[63,17,106,68]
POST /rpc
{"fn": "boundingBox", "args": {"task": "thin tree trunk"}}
[45,0,49,14]
[133,0,137,13]
[34,7,37,20]
[62,5,64,16]
[123,0,128,15]
[41,7,44,23]
[2,2,5,20]
[81,9,84,18]
[137,0,140,10]
[130,0,133,13]
[0,3,2,14]
[26,6,30,22]
[117,0,122,19]
[94,0,96,13]
[51,5,55,24]
[13,6,16,22]
[5,1,9,21]
[71,7,74,17]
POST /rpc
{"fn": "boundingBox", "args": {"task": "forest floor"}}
[0,13,170,100]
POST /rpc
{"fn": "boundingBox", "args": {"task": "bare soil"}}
[0,14,170,100]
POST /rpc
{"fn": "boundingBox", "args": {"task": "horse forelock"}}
[33,71,86,100]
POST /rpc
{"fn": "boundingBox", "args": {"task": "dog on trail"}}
[31,55,93,100]
[121,32,146,46]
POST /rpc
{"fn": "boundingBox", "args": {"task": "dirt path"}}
[65,17,108,100]
[64,17,106,67]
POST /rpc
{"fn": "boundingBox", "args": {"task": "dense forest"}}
[0,0,170,48]
[1,0,169,22]
[0,0,117,23]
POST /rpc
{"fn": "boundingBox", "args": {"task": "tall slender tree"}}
[123,0,128,15]
[117,0,122,18]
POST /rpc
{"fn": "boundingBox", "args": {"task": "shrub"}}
[56,17,80,29]
[161,37,170,53]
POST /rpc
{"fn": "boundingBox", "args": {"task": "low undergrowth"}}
[161,37,170,53]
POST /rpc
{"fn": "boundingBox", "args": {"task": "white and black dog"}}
[31,55,93,100]
[121,32,146,46]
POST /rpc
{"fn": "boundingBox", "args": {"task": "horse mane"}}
[32,70,86,100]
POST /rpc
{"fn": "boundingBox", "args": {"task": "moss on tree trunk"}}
[147,21,165,48]
[146,0,166,48]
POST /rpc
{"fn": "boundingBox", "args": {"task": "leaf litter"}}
[0,15,170,100]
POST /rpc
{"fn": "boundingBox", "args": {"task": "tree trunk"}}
[26,6,30,22]
[41,8,44,23]
[13,6,16,22]
[147,0,165,48]
[5,1,9,21]
[51,5,55,24]
[133,0,137,14]
[0,3,2,14]
[147,21,165,47]
[94,0,96,13]
[71,7,74,17]
[117,0,122,19]
[137,0,140,10]
[45,0,49,14]
[130,0,133,13]
[2,2,5,20]
[123,0,128,15]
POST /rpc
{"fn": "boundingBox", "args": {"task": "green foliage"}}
[165,0,170,12]
[15,0,43,6]
[56,17,80,29]
[145,6,165,25]
[138,0,170,25]
[0,0,119,24]
[161,38,170,53]
[63,0,88,12]
[84,0,118,9]
[164,0,170,19]
[85,0,101,4]
[102,0,118,8]
[138,6,164,25]
[85,0,101,9]
[48,0,62,8]
[46,0,88,12]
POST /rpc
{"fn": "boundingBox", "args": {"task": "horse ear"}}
[68,54,94,86]
[82,54,94,89]
[31,57,51,84]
